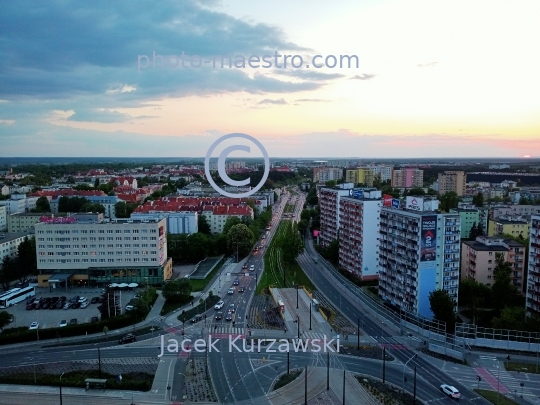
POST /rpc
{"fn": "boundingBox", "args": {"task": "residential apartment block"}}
[370,165,393,183]
[338,189,381,280]
[0,195,39,215]
[313,167,343,183]
[462,236,526,294]
[319,187,352,247]
[438,171,466,196]
[489,205,540,219]
[35,216,171,288]
[488,216,530,238]
[449,206,488,238]
[345,168,375,187]
[391,168,423,188]
[527,215,540,316]
[131,211,198,234]
[0,206,6,232]
[8,213,69,233]
[0,232,32,262]
[379,206,460,317]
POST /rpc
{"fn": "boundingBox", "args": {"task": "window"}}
[90,237,96,241]
[116,237,122,240]
[107,230,113,234]
[98,230,104,234]
[116,244,122,248]
[488,252,493,256]
[116,230,122,234]
[132,237,139,241]
[107,237,113,241]
[108,259,114,262]
[116,251,122,255]
[107,244,113,248]
[141,229,148,233]
[82,259,89,263]
[124,230,130,233]
[125,251,131,255]
[99,259,106,262]
[98,237,105,241]
[89,230,95,234]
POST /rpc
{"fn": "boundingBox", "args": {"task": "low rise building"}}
[0,232,32,262]
[130,211,198,234]
[488,216,530,238]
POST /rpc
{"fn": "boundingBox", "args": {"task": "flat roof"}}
[462,240,508,252]
[47,274,73,282]
[0,232,32,244]
[491,219,528,224]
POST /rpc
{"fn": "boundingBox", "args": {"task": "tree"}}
[198,215,211,235]
[0,311,11,332]
[491,306,526,330]
[80,202,105,214]
[162,279,192,301]
[33,196,51,212]
[439,192,459,212]
[325,239,339,264]
[186,233,210,262]
[98,287,122,320]
[16,237,37,283]
[473,192,484,207]
[115,201,127,218]
[0,256,16,291]
[222,216,242,235]
[227,224,255,260]
[468,222,478,239]
[94,177,100,188]
[428,289,456,333]
[477,221,485,237]
[277,221,304,264]
[325,180,337,188]
[458,278,491,324]
[492,252,516,313]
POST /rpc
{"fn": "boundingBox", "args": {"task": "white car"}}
[29,321,39,330]
[59,320,67,327]
[440,384,461,399]
[80,301,89,309]
[214,300,225,310]
[125,304,134,311]
[78,297,87,303]
[249,265,255,272]
[228,288,234,295]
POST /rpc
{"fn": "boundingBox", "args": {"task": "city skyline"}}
[1,0,540,157]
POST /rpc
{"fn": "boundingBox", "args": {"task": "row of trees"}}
[0,237,37,291]
[57,196,105,214]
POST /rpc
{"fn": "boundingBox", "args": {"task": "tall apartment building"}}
[449,206,488,238]
[0,206,6,232]
[488,216,529,238]
[319,187,352,247]
[345,168,375,187]
[438,171,466,196]
[313,167,343,183]
[35,215,172,288]
[338,189,381,280]
[379,205,461,317]
[370,165,393,183]
[462,236,526,294]
[527,215,540,316]
[392,168,423,188]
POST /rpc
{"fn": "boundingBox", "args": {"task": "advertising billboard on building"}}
[420,215,437,262]
[352,190,363,199]
[39,216,76,224]
[391,198,400,209]
[406,196,424,212]
[383,194,393,207]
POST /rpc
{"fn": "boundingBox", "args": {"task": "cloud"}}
[295,98,331,103]
[417,62,438,67]
[350,74,376,80]
[258,98,288,105]
[276,70,344,81]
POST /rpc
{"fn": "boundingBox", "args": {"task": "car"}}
[90,297,99,304]
[125,304,134,311]
[225,312,233,321]
[29,321,39,330]
[72,302,81,309]
[50,302,58,310]
[69,318,77,325]
[233,279,239,285]
[80,301,89,309]
[40,302,50,309]
[242,264,248,269]
[215,312,223,320]
[26,302,36,310]
[59,296,66,301]
[97,296,104,303]
[214,300,224,310]
[55,301,64,309]
[228,304,235,313]
[59,320,67,327]
[134,294,140,299]
[26,297,36,305]
[190,314,203,323]
[253,247,258,252]
[440,384,461,399]
[91,316,99,323]
[228,288,234,295]
[69,296,79,303]
[238,285,245,293]
[262,235,266,239]
[119,333,136,344]
[78,297,87,303]
[63,302,71,310]
[51,296,59,302]
[249,265,255,272]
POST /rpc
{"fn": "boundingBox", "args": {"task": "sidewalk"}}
[266,367,376,405]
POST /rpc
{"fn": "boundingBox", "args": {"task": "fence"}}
[456,323,540,353]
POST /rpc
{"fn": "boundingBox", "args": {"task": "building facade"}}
[488,217,530,238]
[438,171,466,196]
[201,205,254,234]
[319,187,352,247]
[370,165,393,183]
[462,236,526,294]
[0,232,32,262]
[338,190,381,280]
[449,207,488,238]
[131,211,198,234]
[392,168,423,188]
[527,215,540,316]
[8,213,68,233]
[489,205,540,219]
[35,217,171,287]
[313,167,343,183]
[379,206,461,317]
[0,206,6,232]
[345,168,375,187]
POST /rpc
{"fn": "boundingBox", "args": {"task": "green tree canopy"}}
[227,224,255,260]
[277,221,304,265]
[198,214,211,235]
[33,196,51,212]
[428,289,456,333]
[222,216,242,234]
[458,278,491,324]
[472,192,484,207]
[492,252,517,313]
[162,278,192,301]
[0,311,11,332]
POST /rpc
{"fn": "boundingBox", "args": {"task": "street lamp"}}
[59,372,65,405]
[29,357,36,383]
[402,354,417,391]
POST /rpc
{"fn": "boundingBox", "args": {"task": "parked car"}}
[69,318,77,325]
[59,320,67,327]
[91,316,99,323]
[29,321,39,330]
[90,297,99,304]
[78,297,87,303]
[215,312,223,320]
[72,302,81,309]
[191,314,203,323]
[80,301,89,309]
[26,298,36,305]
[40,302,50,309]
[125,304,134,311]
[63,303,71,310]
[440,384,460,399]
[228,288,234,295]
[119,333,136,344]
[249,265,255,272]
[238,285,245,293]
[214,300,224,310]
[55,301,64,309]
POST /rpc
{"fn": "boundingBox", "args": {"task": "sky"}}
[1,0,539,158]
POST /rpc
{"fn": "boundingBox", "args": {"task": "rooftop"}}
[0,232,32,244]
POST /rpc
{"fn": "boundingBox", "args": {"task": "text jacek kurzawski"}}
[157,334,340,357]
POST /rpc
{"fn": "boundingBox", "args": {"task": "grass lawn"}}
[190,258,225,292]
[474,389,520,405]
[506,362,540,374]
[160,295,192,316]
[284,204,295,213]
[257,221,314,294]
[273,369,302,390]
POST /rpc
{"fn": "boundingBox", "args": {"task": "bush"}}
[178,295,221,323]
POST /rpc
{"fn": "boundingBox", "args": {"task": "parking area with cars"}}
[5,287,138,330]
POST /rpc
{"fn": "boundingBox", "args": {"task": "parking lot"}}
[5,287,138,330]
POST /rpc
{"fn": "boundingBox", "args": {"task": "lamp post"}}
[402,354,417,391]
[296,284,299,309]
[59,372,65,405]
[309,303,312,330]
[29,357,36,383]
[296,315,300,339]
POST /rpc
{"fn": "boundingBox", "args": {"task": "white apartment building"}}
[527,215,540,316]
[370,165,393,182]
[0,198,26,215]
[130,211,198,234]
[319,187,352,247]
[0,232,32,262]
[338,189,382,280]
[201,205,254,234]
[0,206,6,232]
[35,217,171,287]
[313,167,343,183]
[379,205,461,318]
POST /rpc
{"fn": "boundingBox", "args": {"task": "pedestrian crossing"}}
[210,327,245,335]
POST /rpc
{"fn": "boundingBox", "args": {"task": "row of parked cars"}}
[26,296,101,310]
